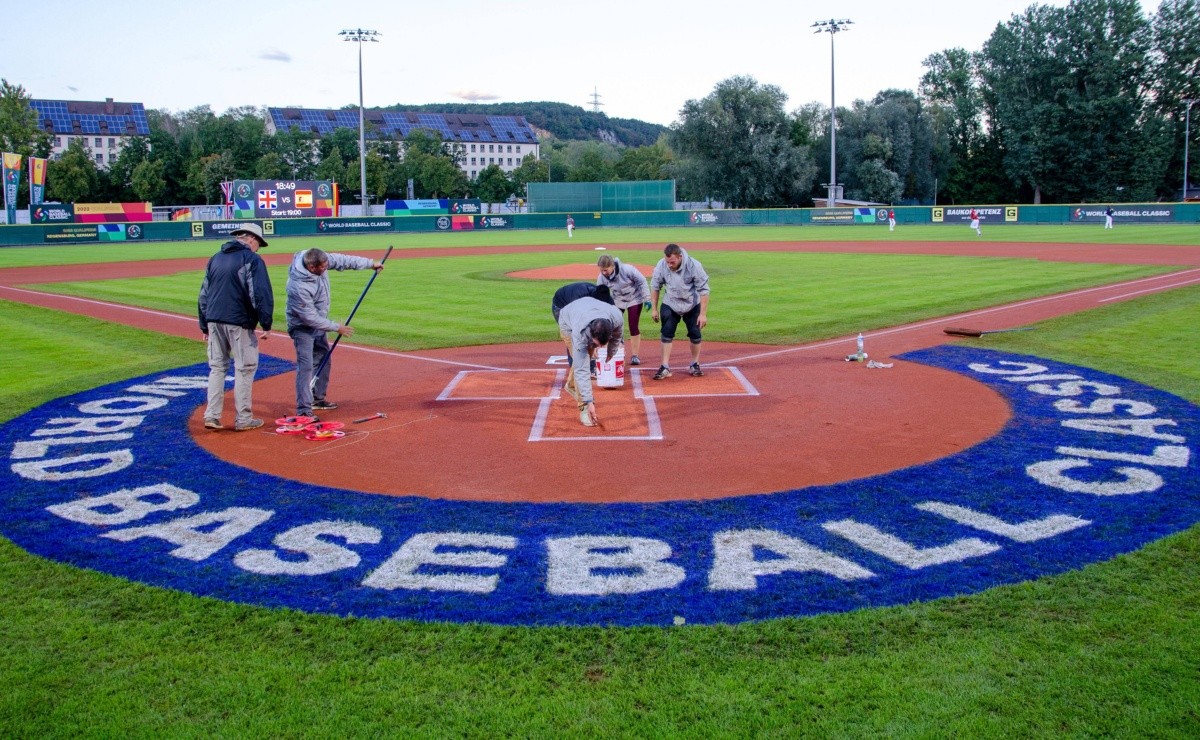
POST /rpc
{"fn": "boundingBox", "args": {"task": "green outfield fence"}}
[2,202,1197,247]
[526,181,676,213]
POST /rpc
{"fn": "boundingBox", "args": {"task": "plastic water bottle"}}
[856,333,864,357]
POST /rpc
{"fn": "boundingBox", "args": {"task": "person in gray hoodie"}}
[285,247,383,417]
[649,243,710,379]
[557,296,623,427]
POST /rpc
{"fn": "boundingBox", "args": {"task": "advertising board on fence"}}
[933,206,1015,224]
[1072,206,1174,224]
[386,198,483,216]
[477,215,512,229]
[810,208,876,224]
[315,218,394,233]
[190,220,274,240]
[689,211,745,225]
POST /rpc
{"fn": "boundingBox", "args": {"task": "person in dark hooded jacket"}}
[197,223,274,431]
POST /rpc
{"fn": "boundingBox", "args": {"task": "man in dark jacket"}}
[198,223,274,431]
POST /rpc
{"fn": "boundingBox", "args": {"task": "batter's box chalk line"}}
[435,366,759,442]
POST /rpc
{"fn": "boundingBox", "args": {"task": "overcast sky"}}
[9,0,1159,127]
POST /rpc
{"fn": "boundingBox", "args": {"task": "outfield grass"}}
[29,251,1172,349]
[0,222,1197,268]
[0,273,1197,734]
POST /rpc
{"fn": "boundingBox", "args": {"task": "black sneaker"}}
[630,355,641,366]
[653,366,671,380]
[312,400,339,411]
[689,362,704,377]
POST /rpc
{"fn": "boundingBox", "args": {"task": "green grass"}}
[30,251,1172,349]
[0,222,1197,267]
[1,263,1198,734]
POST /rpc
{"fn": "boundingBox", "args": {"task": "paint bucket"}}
[596,344,625,389]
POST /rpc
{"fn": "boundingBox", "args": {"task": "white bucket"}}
[595,344,625,388]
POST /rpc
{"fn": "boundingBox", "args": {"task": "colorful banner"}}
[231,180,334,219]
[73,202,153,223]
[2,152,21,224]
[28,157,47,206]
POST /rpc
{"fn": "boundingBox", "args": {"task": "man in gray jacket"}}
[649,243,710,379]
[557,296,623,427]
[286,247,383,418]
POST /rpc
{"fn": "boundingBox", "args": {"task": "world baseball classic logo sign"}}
[1,347,1195,626]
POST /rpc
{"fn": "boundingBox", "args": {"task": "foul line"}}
[710,268,1200,366]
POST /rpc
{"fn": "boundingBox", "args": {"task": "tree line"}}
[1,0,1195,209]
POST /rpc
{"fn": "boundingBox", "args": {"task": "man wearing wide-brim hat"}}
[197,223,274,431]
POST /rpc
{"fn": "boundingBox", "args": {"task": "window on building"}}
[470,171,476,178]
[471,144,476,152]
[489,157,495,164]
[507,158,513,166]
[94,153,103,163]
[54,137,61,147]
[94,137,102,147]
[470,157,476,165]
[516,146,521,154]
[489,144,494,152]
[507,145,512,153]
[108,138,115,147]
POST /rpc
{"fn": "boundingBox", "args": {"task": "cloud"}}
[258,49,292,63]
[453,89,500,102]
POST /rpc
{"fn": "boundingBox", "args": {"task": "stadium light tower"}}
[1185,99,1198,202]
[340,28,380,212]
[812,18,852,207]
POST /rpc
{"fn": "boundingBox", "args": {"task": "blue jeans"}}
[289,326,331,414]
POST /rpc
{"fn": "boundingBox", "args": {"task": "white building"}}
[29,98,150,168]
[266,108,540,180]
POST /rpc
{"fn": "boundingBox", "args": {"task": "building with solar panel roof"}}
[266,108,540,180]
[29,98,150,169]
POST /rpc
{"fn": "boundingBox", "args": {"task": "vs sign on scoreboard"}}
[231,180,335,219]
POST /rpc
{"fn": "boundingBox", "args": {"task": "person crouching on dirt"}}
[557,296,622,427]
[551,282,613,377]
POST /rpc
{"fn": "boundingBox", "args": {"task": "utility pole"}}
[812,18,852,207]
[589,87,604,114]
[340,28,380,213]
[1185,99,1197,201]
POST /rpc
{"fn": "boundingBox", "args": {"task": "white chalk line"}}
[708,268,1200,366]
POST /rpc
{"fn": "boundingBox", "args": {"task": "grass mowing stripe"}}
[0,286,1196,734]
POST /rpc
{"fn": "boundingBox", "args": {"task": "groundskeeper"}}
[286,247,383,419]
[556,296,623,427]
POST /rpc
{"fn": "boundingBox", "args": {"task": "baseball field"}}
[1,224,1197,735]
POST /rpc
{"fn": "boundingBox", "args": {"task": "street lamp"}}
[1185,99,1198,202]
[340,28,380,213]
[812,18,852,207]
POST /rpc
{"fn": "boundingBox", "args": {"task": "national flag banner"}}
[219,180,233,204]
[258,189,277,210]
[29,156,47,206]
[294,189,313,209]
[2,152,22,224]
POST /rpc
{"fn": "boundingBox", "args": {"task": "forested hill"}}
[380,101,668,147]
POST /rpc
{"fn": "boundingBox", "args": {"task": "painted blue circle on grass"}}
[0,346,1196,626]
